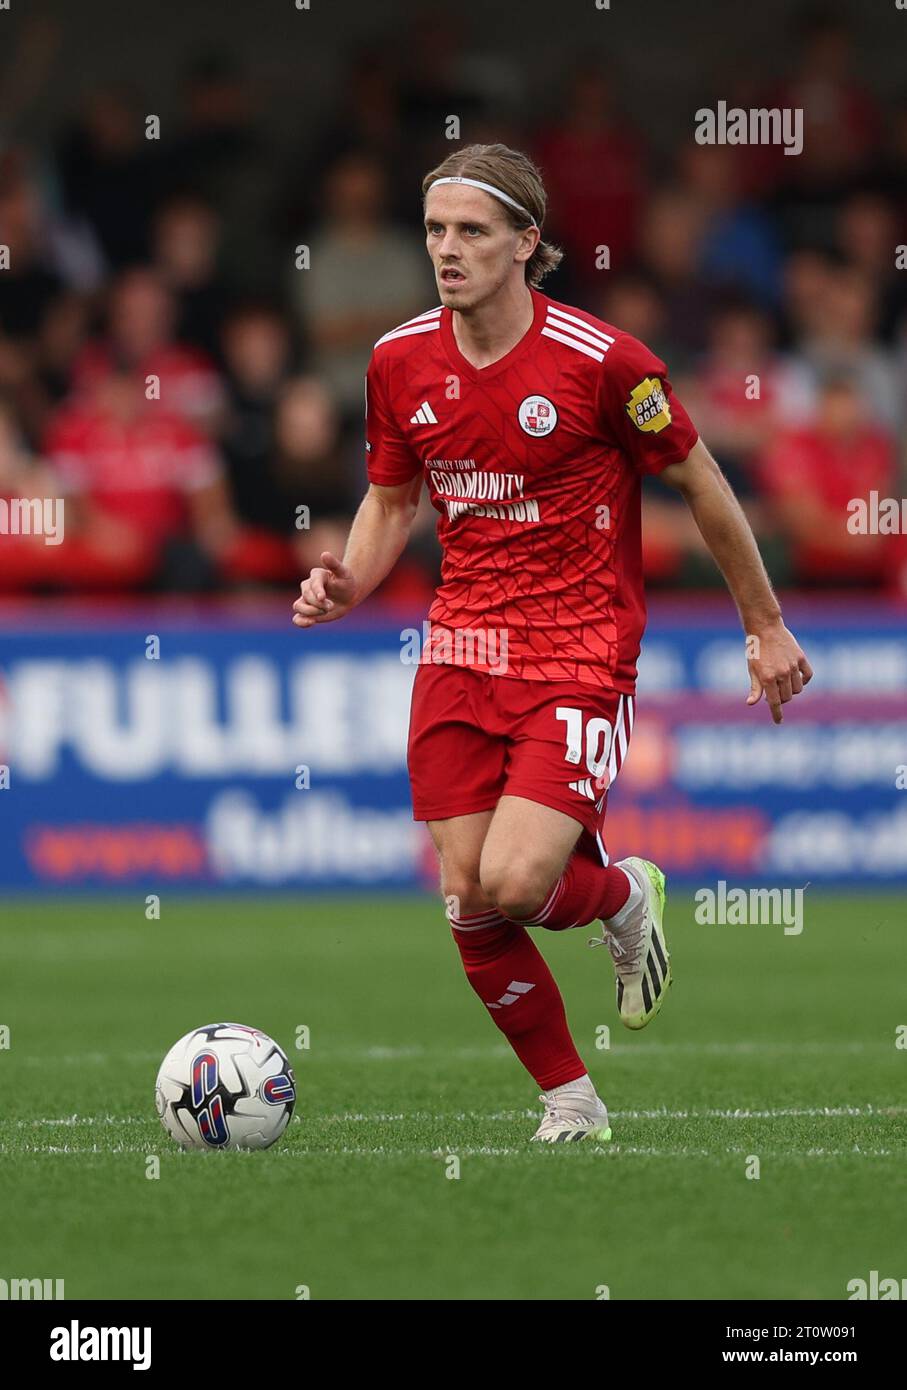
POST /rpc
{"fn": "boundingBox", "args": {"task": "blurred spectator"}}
[533,64,646,292]
[33,293,93,408]
[597,275,672,363]
[633,188,710,359]
[274,377,357,577]
[220,302,294,504]
[779,247,838,346]
[293,152,431,420]
[0,394,103,593]
[0,148,64,342]
[152,195,231,360]
[764,10,884,251]
[0,395,59,592]
[677,144,782,306]
[70,267,225,433]
[775,10,882,188]
[165,55,274,291]
[2,20,905,601]
[166,56,258,192]
[44,370,235,590]
[2,290,93,451]
[780,262,902,430]
[217,371,360,588]
[0,393,55,503]
[0,151,97,449]
[57,84,164,269]
[217,302,297,582]
[682,299,787,502]
[0,16,62,134]
[760,373,896,588]
[871,96,907,221]
[398,13,488,187]
[285,47,408,232]
[835,192,907,343]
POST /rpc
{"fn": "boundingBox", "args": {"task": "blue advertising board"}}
[1,599,905,890]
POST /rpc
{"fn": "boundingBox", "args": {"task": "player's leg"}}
[429,812,605,1132]
[479,793,629,923]
[485,687,671,1031]
[477,797,619,1139]
[486,803,670,1031]
[426,807,495,918]
[409,663,608,1141]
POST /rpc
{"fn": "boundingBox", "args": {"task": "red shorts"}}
[407,663,635,860]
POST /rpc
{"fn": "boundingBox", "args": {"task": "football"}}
[155,1022,296,1151]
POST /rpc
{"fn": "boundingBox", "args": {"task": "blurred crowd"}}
[1,8,906,602]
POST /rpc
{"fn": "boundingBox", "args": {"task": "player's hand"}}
[292,552,358,628]
[746,620,813,724]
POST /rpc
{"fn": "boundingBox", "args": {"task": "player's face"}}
[424,188,533,311]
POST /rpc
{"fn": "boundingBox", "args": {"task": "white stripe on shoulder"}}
[545,311,615,356]
[541,325,605,362]
[547,305,616,345]
[403,307,443,326]
[374,319,442,348]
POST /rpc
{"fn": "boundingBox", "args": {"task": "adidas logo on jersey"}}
[410,401,438,425]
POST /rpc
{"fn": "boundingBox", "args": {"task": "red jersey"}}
[365,288,698,692]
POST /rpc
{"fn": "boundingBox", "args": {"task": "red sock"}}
[448,906,586,1090]
[519,854,631,931]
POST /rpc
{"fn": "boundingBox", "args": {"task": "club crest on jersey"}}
[626,377,672,433]
[518,395,558,437]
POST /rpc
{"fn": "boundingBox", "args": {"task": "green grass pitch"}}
[0,891,904,1300]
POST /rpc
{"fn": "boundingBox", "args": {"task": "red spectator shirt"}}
[532,127,646,275]
[46,401,220,542]
[72,343,224,427]
[760,423,894,582]
[365,289,698,691]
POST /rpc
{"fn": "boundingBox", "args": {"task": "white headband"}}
[427,176,538,227]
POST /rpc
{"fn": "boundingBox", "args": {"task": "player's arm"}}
[660,438,813,723]
[292,477,423,628]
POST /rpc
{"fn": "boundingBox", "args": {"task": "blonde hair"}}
[422,143,563,287]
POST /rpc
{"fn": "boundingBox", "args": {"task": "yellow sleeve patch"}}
[626,377,672,433]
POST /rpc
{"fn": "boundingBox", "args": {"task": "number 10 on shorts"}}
[555,707,613,779]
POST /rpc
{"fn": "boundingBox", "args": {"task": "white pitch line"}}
[353,1041,886,1060]
[6,1040,888,1069]
[13,1116,146,1128]
[611,1105,907,1120]
[1,1142,899,1161]
[15,1052,163,1067]
[600,1040,885,1057]
[9,1103,906,1130]
[317,1104,906,1122]
[301,1144,901,1160]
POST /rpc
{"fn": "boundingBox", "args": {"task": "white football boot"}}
[589,857,671,1030]
[530,1075,612,1144]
